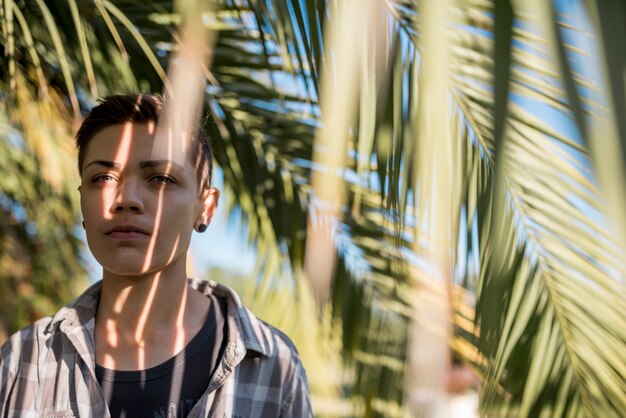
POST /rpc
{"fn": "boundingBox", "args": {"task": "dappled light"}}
[1,0,626,417]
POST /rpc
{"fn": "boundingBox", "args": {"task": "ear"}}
[196,187,220,227]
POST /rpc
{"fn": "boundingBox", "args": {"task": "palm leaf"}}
[2,1,625,417]
[242,1,626,416]
[0,100,86,336]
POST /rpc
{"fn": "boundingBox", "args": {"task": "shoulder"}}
[188,278,312,416]
[0,316,55,389]
[238,314,312,415]
[189,277,306,371]
[1,316,55,359]
[241,307,306,371]
[229,306,312,416]
[0,281,100,377]
[194,280,301,360]
[190,279,305,369]
[243,308,300,363]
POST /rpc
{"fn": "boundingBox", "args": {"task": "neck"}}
[95,258,210,369]
[99,259,188,329]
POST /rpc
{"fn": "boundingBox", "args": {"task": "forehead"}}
[83,123,195,169]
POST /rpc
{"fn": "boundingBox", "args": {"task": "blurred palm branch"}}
[0,0,625,417]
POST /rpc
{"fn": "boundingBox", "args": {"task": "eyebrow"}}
[84,160,120,170]
[84,160,185,172]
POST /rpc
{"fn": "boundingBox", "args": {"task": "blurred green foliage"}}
[0,1,625,417]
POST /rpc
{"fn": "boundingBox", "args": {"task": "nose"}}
[111,179,144,214]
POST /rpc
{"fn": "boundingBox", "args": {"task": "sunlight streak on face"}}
[167,235,181,265]
[141,120,177,273]
[101,123,134,220]
[141,186,165,273]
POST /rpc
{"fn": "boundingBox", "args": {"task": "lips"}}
[105,224,151,239]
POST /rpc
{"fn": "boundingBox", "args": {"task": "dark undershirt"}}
[95,295,227,418]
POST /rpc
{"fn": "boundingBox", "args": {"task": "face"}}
[79,123,219,276]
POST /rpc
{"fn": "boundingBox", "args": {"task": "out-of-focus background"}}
[1,0,625,417]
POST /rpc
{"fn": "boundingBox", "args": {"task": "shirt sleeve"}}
[279,362,313,418]
[0,337,18,413]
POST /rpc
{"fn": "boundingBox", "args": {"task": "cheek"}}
[155,205,197,248]
[162,203,196,231]
[81,188,117,220]
[79,192,92,219]
[154,205,195,259]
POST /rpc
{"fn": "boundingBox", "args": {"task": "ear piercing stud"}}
[198,223,207,233]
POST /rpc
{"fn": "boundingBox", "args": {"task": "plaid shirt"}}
[0,279,312,417]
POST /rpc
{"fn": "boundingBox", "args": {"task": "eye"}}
[149,175,176,184]
[92,174,117,183]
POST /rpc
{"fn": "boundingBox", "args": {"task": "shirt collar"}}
[45,278,270,358]
[187,278,270,358]
[45,280,102,335]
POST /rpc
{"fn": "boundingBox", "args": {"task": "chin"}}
[92,246,186,278]
[104,268,152,277]
[95,255,157,277]
[101,265,154,277]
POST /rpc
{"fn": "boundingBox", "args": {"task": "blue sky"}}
[188,168,256,278]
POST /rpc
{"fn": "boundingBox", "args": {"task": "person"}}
[0,94,312,417]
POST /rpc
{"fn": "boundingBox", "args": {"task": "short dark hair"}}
[75,94,213,186]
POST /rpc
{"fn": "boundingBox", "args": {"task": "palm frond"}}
[1,1,624,417]
[0,104,86,336]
